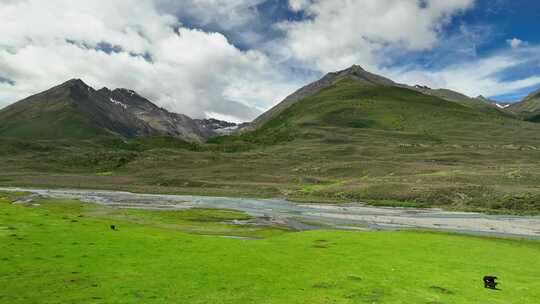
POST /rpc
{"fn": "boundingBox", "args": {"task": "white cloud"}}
[288,0,312,12]
[0,0,297,121]
[386,45,540,98]
[506,37,526,49]
[280,0,474,72]
[158,0,264,29]
[156,0,268,46]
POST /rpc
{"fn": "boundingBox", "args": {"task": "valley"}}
[2,66,540,214]
[3,2,540,303]
[2,66,540,303]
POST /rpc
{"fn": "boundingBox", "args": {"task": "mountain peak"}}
[250,65,394,129]
[334,65,366,76]
[59,78,89,88]
[475,95,495,103]
[345,64,366,72]
[331,64,394,86]
[51,78,94,97]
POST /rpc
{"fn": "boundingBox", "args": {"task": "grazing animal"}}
[110,225,116,231]
[483,276,498,289]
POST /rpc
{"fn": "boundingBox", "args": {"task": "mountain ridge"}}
[2,67,540,142]
[250,65,510,130]
[0,79,217,142]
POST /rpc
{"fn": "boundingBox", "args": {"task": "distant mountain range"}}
[1,66,539,142]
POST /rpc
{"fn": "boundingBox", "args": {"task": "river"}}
[2,187,539,239]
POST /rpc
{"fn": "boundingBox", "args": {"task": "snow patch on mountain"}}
[109,97,127,109]
[495,103,510,109]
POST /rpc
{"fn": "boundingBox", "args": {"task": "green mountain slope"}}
[0,97,107,140]
[0,80,116,140]
[248,66,509,133]
[249,65,395,130]
[508,88,540,121]
[407,86,507,116]
[236,77,529,147]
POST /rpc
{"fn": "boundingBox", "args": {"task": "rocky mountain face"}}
[195,118,238,131]
[96,86,210,142]
[194,118,250,135]
[0,79,223,142]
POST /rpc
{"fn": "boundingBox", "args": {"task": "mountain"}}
[250,66,506,131]
[507,88,540,122]
[238,65,529,146]
[250,65,395,130]
[0,79,212,142]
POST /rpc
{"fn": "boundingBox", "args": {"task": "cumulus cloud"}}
[288,0,312,12]
[386,45,540,98]
[280,0,474,72]
[0,0,297,122]
[158,0,264,29]
[156,0,269,47]
[506,37,526,49]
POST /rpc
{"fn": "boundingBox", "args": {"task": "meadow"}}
[1,193,539,303]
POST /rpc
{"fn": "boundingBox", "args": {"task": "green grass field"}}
[1,193,539,303]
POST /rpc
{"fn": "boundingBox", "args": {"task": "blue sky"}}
[443,0,540,101]
[1,0,540,121]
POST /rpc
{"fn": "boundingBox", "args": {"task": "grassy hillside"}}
[508,89,540,121]
[2,195,539,303]
[2,79,540,213]
[0,99,109,140]
[255,80,507,139]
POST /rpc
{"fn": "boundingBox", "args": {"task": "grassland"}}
[1,194,539,303]
[2,80,540,214]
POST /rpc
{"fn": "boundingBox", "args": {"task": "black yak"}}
[483,276,498,289]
